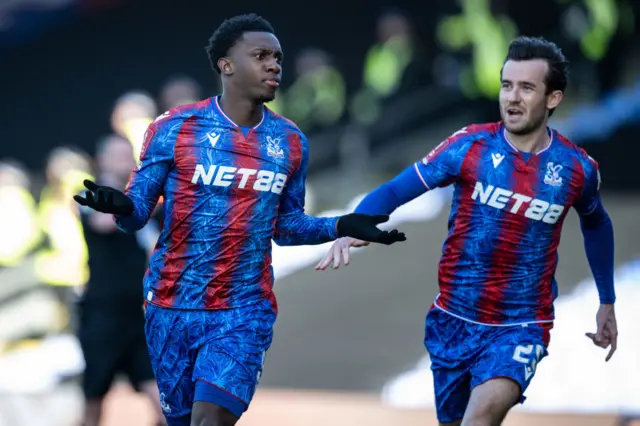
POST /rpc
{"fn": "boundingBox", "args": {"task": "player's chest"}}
[461,151,583,222]
[173,129,300,197]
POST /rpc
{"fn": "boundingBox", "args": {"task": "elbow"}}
[273,231,296,246]
[580,207,612,231]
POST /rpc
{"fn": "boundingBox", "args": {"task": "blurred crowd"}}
[1,0,639,354]
[0,10,429,339]
[0,74,204,347]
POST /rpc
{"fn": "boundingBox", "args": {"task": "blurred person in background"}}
[74,13,404,426]
[0,160,40,269]
[35,146,93,332]
[350,9,420,125]
[318,36,618,426]
[111,90,158,160]
[159,75,203,111]
[269,47,346,133]
[556,0,634,96]
[435,0,517,102]
[77,134,164,426]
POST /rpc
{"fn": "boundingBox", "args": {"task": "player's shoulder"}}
[264,107,307,151]
[432,122,499,154]
[265,107,304,136]
[552,128,598,169]
[445,122,501,144]
[150,99,211,131]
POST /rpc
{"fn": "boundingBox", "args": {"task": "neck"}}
[504,124,550,154]
[219,91,263,127]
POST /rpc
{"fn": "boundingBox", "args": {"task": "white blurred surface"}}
[381,259,640,413]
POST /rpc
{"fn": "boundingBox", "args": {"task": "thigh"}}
[192,301,276,418]
[470,322,552,404]
[144,303,195,424]
[425,308,483,424]
[464,378,521,426]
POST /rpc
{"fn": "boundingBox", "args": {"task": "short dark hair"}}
[504,36,569,93]
[205,14,275,74]
[503,36,569,116]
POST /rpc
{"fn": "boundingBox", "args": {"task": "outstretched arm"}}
[355,165,431,215]
[74,115,175,234]
[114,118,175,233]
[274,132,404,246]
[273,136,339,246]
[316,127,473,269]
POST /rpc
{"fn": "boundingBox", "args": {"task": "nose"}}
[507,87,521,103]
[266,60,281,75]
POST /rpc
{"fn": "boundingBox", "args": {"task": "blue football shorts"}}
[144,300,276,425]
[424,307,552,423]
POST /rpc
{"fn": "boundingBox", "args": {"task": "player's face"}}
[499,59,562,135]
[225,32,283,103]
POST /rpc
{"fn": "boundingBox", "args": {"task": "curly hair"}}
[205,13,275,74]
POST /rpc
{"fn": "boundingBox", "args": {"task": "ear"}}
[217,57,233,76]
[546,90,563,110]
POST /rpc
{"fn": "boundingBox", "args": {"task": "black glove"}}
[73,179,134,216]
[336,213,406,245]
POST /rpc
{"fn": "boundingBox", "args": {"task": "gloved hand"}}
[73,179,134,216]
[336,213,406,245]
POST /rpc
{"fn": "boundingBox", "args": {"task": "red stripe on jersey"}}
[425,123,499,165]
[155,116,199,306]
[540,321,553,347]
[259,249,277,314]
[478,155,539,324]
[437,141,485,311]
[203,129,260,309]
[287,132,304,171]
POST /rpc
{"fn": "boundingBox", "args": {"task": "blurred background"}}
[1,0,639,425]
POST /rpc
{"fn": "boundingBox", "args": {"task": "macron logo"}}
[491,153,505,168]
[207,132,220,148]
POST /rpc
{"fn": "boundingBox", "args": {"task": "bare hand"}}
[314,237,370,270]
[585,304,618,362]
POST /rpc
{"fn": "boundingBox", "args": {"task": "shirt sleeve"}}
[413,127,473,190]
[573,155,602,216]
[355,127,473,215]
[114,114,176,233]
[574,155,616,304]
[274,132,338,246]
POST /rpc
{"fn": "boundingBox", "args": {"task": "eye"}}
[255,52,266,60]
[501,82,511,89]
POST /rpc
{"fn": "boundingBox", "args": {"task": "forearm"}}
[355,166,428,215]
[274,213,339,246]
[114,167,167,233]
[581,201,615,304]
[114,200,150,233]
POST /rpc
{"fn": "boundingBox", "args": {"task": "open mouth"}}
[506,108,523,117]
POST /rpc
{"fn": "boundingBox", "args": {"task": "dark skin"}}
[190,30,283,426]
[74,29,404,426]
[217,31,283,127]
